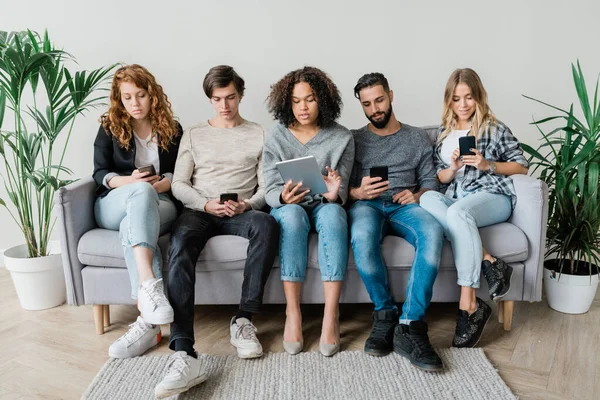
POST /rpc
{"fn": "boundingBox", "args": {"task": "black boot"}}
[364,309,398,356]
[393,321,443,372]
[482,257,513,301]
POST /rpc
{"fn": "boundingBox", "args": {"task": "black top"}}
[92,122,183,197]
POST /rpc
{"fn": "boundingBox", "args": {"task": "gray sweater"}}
[263,122,355,209]
[172,120,266,211]
[350,123,438,200]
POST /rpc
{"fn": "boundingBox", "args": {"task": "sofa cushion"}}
[78,222,527,271]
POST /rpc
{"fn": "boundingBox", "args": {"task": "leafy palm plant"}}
[0,30,115,258]
[522,61,600,277]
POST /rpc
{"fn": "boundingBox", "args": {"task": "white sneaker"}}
[230,317,263,358]
[108,316,161,359]
[154,351,208,399]
[137,278,174,325]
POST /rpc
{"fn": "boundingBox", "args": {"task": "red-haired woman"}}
[93,64,182,358]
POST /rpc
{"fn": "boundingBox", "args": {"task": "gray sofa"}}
[55,126,549,334]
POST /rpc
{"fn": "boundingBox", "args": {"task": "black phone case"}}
[220,193,238,204]
[138,165,156,176]
[459,136,476,156]
[370,166,389,181]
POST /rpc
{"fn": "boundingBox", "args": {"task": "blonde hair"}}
[101,64,178,150]
[438,68,496,142]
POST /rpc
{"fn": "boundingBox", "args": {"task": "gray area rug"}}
[84,349,515,400]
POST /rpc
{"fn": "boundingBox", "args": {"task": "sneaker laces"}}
[237,322,258,341]
[145,279,170,309]
[409,331,437,358]
[165,352,189,379]
[370,319,395,340]
[455,311,470,337]
[121,319,149,346]
[483,262,503,286]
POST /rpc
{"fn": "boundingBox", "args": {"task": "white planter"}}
[544,266,599,314]
[3,240,66,310]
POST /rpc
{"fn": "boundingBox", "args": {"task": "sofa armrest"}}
[54,176,97,305]
[508,174,549,302]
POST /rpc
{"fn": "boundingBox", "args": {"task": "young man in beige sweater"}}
[155,66,279,399]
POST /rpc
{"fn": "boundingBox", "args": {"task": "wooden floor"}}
[0,267,598,400]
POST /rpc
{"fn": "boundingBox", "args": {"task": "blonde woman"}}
[420,68,528,348]
[93,64,182,358]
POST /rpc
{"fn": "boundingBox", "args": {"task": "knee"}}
[316,204,348,236]
[419,190,444,211]
[248,212,280,239]
[447,203,473,224]
[275,205,310,233]
[319,204,347,224]
[128,182,159,203]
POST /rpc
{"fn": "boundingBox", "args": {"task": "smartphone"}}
[220,193,239,204]
[370,166,389,182]
[459,136,476,156]
[138,165,156,176]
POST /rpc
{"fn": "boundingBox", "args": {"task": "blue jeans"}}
[270,203,348,282]
[349,200,443,322]
[420,190,512,288]
[94,182,178,298]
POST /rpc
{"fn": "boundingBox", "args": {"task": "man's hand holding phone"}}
[351,175,390,200]
[205,193,248,217]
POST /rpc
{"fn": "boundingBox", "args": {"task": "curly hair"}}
[101,64,178,151]
[266,66,342,128]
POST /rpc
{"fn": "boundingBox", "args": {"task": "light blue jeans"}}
[270,203,348,282]
[349,201,443,322]
[419,190,512,288]
[94,182,178,298]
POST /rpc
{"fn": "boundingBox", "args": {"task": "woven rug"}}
[84,349,515,400]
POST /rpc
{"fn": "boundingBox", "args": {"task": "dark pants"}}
[167,208,279,348]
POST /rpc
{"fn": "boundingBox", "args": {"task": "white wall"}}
[0,0,599,250]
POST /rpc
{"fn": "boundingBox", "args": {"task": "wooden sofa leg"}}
[503,301,514,331]
[497,301,504,323]
[103,305,110,328]
[93,305,105,335]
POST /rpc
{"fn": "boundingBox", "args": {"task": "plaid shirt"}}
[433,119,528,208]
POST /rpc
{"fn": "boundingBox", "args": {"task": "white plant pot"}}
[3,240,66,310]
[544,266,599,314]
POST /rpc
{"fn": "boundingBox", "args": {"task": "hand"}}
[130,169,161,184]
[222,199,248,217]
[352,176,390,200]
[152,177,171,194]
[322,166,342,202]
[204,199,246,217]
[281,180,310,204]
[393,189,418,205]
[461,148,490,171]
[450,147,464,172]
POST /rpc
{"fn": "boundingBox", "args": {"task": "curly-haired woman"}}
[93,64,183,358]
[420,68,528,348]
[263,66,355,356]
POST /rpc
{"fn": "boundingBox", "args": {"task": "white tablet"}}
[275,155,328,196]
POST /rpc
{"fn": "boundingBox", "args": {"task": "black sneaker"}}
[452,298,492,348]
[482,257,513,301]
[393,321,443,372]
[364,309,398,356]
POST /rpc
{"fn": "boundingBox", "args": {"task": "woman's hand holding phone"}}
[461,148,490,171]
[450,147,464,172]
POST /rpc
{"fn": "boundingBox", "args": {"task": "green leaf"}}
[0,89,5,129]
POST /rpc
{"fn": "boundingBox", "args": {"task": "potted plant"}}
[0,30,115,310]
[522,61,600,314]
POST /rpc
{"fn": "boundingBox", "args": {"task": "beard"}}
[367,105,393,129]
